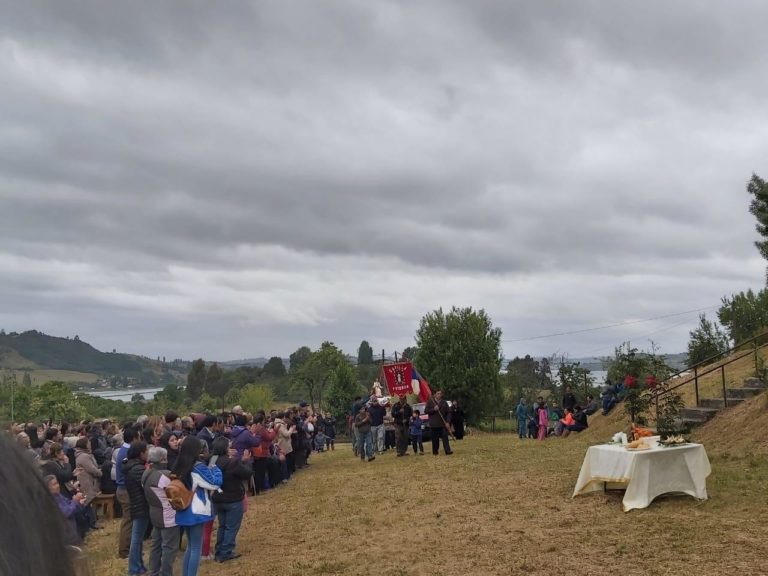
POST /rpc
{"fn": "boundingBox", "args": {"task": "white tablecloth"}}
[572,443,711,511]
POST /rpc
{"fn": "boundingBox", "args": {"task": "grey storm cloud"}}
[1,1,768,359]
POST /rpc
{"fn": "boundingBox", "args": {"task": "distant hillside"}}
[0,330,188,386]
[219,357,289,369]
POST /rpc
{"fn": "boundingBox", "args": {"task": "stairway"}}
[680,377,767,427]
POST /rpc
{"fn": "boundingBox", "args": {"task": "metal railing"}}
[653,331,768,407]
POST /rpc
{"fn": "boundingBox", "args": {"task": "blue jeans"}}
[182,523,204,576]
[128,516,149,575]
[359,430,373,459]
[517,418,527,438]
[215,500,244,560]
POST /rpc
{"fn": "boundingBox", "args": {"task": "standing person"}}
[159,431,181,471]
[425,391,453,456]
[143,446,179,576]
[562,386,577,413]
[350,396,364,456]
[274,412,295,481]
[391,394,413,457]
[537,404,548,441]
[249,415,275,493]
[173,438,223,576]
[409,410,424,455]
[196,415,218,451]
[367,400,386,455]
[211,437,252,562]
[354,406,374,462]
[450,401,466,440]
[515,398,528,439]
[41,442,76,499]
[322,413,336,451]
[123,442,150,576]
[74,437,102,529]
[383,408,396,451]
[114,425,137,559]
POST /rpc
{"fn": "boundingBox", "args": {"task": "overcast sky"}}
[1,1,767,363]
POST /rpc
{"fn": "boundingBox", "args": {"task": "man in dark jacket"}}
[562,386,577,412]
[211,437,253,562]
[123,442,150,576]
[390,395,413,457]
[368,401,386,455]
[425,390,453,456]
[142,446,179,576]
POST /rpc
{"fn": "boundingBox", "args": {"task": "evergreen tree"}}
[289,346,312,372]
[22,372,32,386]
[747,173,768,266]
[186,359,206,400]
[717,288,768,343]
[687,314,730,365]
[263,356,287,377]
[204,362,226,399]
[357,340,374,365]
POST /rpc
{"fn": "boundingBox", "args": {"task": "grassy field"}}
[84,396,768,576]
[8,368,101,385]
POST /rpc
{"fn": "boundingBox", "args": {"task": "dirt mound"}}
[693,393,768,455]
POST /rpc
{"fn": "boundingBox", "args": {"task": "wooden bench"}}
[92,493,115,520]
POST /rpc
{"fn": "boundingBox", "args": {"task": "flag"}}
[382,362,413,397]
[412,367,432,403]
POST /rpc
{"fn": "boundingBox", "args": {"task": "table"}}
[572,442,711,512]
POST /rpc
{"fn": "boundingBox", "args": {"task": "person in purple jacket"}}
[172,438,223,576]
[46,474,86,546]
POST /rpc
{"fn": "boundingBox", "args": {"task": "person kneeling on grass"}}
[555,409,575,437]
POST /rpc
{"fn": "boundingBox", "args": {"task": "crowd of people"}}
[514,385,599,440]
[348,389,466,458]
[7,404,338,576]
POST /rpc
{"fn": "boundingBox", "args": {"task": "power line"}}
[502,305,718,343]
[581,317,696,356]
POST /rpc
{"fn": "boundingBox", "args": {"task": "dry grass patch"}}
[86,408,768,576]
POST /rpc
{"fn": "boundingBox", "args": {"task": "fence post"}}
[755,341,760,378]
[721,365,727,408]
[694,366,699,407]
[491,415,496,433]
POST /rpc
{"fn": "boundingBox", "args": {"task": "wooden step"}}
[680,407,719,423]
[726,387,765,399]
[699,397,745,410]
[742,377,767,389]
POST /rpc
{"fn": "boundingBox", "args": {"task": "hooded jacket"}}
[275,419,293,455]
[211,455,253,504]
[74,448,102,505]
[174,462,223,526]
[142,466,176,529]
[122,458,149,519]
[230,426,258,459]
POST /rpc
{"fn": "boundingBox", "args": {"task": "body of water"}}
[85,387,165,402]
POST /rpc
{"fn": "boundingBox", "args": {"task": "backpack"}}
[165,475,193,511]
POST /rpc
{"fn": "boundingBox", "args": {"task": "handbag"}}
[165,475,193,511]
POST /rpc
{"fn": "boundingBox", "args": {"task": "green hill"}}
[0,330,187,386]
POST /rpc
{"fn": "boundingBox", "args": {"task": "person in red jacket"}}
[249,414,276,493]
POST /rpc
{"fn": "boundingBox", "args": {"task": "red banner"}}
[382,362,413,397]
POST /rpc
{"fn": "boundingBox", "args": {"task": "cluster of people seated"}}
[600,378,625,415]
[515,386,599,440]
[7,404,337,576]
